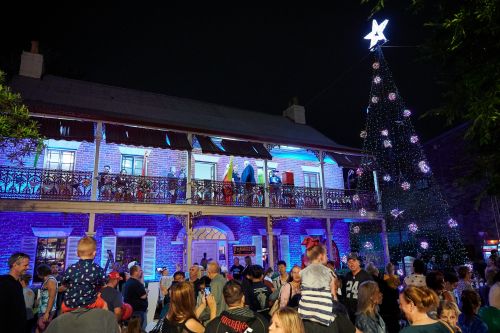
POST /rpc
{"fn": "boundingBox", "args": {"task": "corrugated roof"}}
[10,74,356,152]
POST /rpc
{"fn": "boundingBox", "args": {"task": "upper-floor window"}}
[195,161,216,180]
[304,172,320,188]
[45,149,75,171]
[121,155,144,176]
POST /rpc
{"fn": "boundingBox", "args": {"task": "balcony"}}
[0,167,378,211]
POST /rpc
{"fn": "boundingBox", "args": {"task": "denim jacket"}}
[355,312,386,333]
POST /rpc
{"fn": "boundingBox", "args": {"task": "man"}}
[341,252,372,322]
[173,270,186,282]
[207,261,228,316]
[45,308,119,333]
[241,256,253,280]
[230,257,244,280]
[272,260,289,290]
[122,265,148,329]
[100,271,123,322]
[188,265,202,300]
[403,258,427,288]
[206,280,268,333]
[0,252,30,333]
[245,265,272,320]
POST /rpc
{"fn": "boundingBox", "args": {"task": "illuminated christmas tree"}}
[357,21,467,268]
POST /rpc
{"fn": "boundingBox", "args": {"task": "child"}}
[298,237,337,326]
[438,301,462,332]
[62,236,107,312]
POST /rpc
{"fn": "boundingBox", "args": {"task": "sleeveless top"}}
[40,276,58,313]
[161,319,198,333]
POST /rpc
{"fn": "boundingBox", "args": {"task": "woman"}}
[269,307,305,333]
[159,267,173,303]
[36,264,58,333]
[427,271,454,302]
[279,265,301,309]
[438,301,462,333]
[162,282,215,333]
[458,290,488,333]
[355,281,386,333]
[399,286,451,332]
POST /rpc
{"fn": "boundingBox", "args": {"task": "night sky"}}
[1,4,448,149]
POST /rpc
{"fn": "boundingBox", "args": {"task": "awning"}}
[105,124,191,150]
[220,139,272,160]
[33,117,95,142]
[195,135,225,155]
[327,152,365,168]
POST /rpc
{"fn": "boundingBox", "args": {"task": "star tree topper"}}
[364,19,389,49]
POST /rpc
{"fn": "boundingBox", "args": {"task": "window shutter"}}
[21,237,38,276]
[100,236,117,274]
[65,237,80,268]
[279,235,291,268]
[142,236,157,280]
[252,236,263,266]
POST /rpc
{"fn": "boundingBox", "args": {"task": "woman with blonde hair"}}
[438,301,462,332]
[269,307,305,333]
[355,280,386,333]
[399,286,451,332]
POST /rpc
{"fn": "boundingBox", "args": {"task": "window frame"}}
[121,154,145,176]
[195,161,217,181]
[303,171,320,188]
[44,149,76,171]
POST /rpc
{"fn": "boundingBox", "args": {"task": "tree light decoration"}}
[359,208,367,217]
[418,161,430,173]
[352,194,360,202]
[383,174,391,182]
[364,19,389,49]
[372,62,380,69]
[408,223,418,233]
[403,109,412,117]
[364,241,374,250]
[401,182,411,191]
[391,208,404,218]
[420,241,429,250]
[371,96,379,104]
[356,167,364,176]
[360,130,367,138]
[448,218,458,228]
[352,225,361,234]
[381,129,389,136]
[373,76,382,84]
[388,92,397,101]
[383,140,392,148]
[410,135,419,143]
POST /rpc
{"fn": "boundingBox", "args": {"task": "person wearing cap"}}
[100,271,123,322]
[341,252,373,323]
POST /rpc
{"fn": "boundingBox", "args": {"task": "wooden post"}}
[186,213,194,269]
[326,218,333,259]
[266,215,274,268]
[91,122,103,201]
[319,150,327,209]
[264,159,270,208]
[186,134,193,205]
[86,212,96,237]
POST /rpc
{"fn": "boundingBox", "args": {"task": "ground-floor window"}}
[115,237,142,269]
[262,235,280,269]
[35,237,67,282]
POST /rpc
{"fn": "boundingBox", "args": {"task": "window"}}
[35,237,67,282]
[115,237,142,268]
[195,161,216,180]
[121,155,144,176]
[45,149,75,171]
[304,172,320,188]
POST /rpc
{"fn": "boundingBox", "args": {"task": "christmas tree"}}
[357,21,467,269]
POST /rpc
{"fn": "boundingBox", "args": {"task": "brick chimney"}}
[19,41,44,79]
[283,97,306,124]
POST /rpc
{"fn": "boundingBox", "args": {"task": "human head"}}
[167,282,196,323]
[399,286,439,322]
[306,243,327,264]
[287,265,301,283]
[365,262,379,277]
[347,253,361,273]
[20,274,32,287]
[107,271,123,287]
[129,265,143,279]
[103,165,111,173]
[265,267,274,277]
[269,307,305,333]
[234,257,240,265]
[249,265,264,281]
[8,252,30,277]
[357,280,383,315]
[244,256,252,266]
[50,262,59,275]
[444,272,459,291]
[277,260,287,274]
[36,263,52,280]
[460,290,481,317]
[386,262,395,275]
[426,271,445,292]
[77,236,97,259]
[438,301,460,328]
[412,259,425,274]
[457,266,471,280]
[173,271,186,282]
[161,267,169,276]
[223,280,245,307]
[207,261,220,278]
[189,265,200,280]
[489,282,500,309]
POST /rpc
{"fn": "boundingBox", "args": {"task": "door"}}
[192,241,218,266]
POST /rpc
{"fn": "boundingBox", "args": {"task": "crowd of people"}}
[1,237,500,333]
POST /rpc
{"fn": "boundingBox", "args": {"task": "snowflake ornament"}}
[364,241,374,250]
[410,135,419,143]
[420,241,429,250]
[359,208,367,217]
[383,140,392,148]
[341,255,348,264]
[356,168,364,177]
[388,92,397,101]
[372,62,380,69]
[383,174,392,182]
[371,96,379,104]
[391,208,404,218]
[360,130,367,139]
[381,129,389,136]
[352,225,361,234]
[401,182,411,191]
[408,223,418,233]
[403,109,412,117]
[418,161,430,173]
[373,76,382,84]
[448,218,458,228]
[352,194,360,202]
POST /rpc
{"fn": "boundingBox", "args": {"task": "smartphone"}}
[204,286,211,295]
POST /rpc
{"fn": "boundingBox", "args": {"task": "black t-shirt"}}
[245,281,271,315]
[123,278,148,312]
[101,286,123,312]
[303,314,356,333]
[341,269,373,320]
[0,274,27,333]
[230,264,244,280]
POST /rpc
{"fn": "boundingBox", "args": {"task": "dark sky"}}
[2,4,448,148]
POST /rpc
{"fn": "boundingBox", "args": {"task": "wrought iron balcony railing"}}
[325,188,377,211]
[0,166,92,200]
[190,179,265,207]
[269,185,323,209]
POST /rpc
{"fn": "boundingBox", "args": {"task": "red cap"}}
[108,271,123,280]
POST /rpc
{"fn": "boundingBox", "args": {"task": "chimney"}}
[19,41,44,79]
[283,97,306,124]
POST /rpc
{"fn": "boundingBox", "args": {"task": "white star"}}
[364,19,389,49]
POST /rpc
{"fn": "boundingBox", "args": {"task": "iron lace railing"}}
[190,179,265,207]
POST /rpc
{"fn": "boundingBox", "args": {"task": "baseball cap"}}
[347,252,361,261]
[108,271,123,280]
[127,261,138,270]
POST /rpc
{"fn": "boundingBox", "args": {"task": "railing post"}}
[186,134,193,205]
[91,122,103,201]
[319,150,327,209]
[372,170,382,212]
[266,215,274,268]
[264,159,270,208]
[326,218,333,259]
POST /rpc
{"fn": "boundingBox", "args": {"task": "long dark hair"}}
[167,282,197,323]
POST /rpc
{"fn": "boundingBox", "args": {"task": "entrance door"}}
[192,241,218,266]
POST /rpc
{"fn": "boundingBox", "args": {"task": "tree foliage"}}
[0,70,42,165]
[362,0,500,196]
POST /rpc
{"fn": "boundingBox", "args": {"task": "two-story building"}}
[0,50,386,280]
